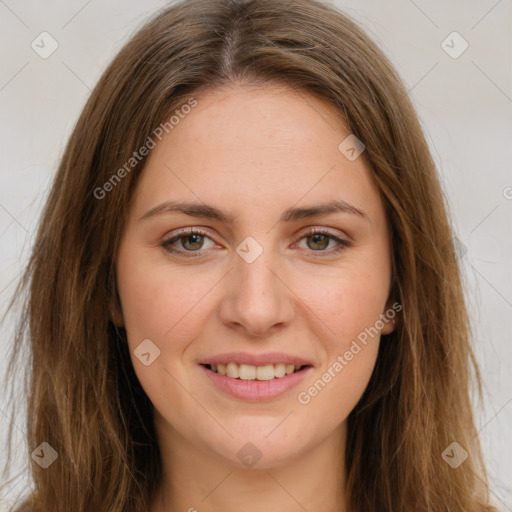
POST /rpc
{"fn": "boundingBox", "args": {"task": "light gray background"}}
[0,0,510,509]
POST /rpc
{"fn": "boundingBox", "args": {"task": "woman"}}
[0,0,498,510]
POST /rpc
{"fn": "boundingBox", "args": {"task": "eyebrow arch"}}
[139,198,369,223]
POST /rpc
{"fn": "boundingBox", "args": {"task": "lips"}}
[198,352,314,401]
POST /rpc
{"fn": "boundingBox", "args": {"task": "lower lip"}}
[201,365,313,402]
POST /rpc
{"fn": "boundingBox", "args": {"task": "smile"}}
[200,362,313,402]
[204,362,308,380]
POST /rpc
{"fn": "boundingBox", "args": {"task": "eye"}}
[161,227,352,259]
[162,228,216,258]
[294,228,352,256]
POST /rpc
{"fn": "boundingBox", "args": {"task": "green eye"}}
[162,229,214,257]
[162,228,351,259]
[295,229,351,256]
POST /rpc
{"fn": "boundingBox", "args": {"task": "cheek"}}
[293,271,386,422]
[116,249,215,345]
[115,248,217,409]
[289,256,389,408]
[295,264,390,348]
[296,342,379,435]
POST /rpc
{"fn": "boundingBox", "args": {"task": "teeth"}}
[274,363,286,378]
[239,364,256,380]
[226,363,239,378]
[256,365,274,381]
[208,362,304,380]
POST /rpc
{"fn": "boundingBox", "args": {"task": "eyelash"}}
[161,227,352,259]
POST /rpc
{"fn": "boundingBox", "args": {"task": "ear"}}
[380,299,401,335]
[380,316,396,335]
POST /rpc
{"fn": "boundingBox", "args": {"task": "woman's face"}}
[115,83,395,469]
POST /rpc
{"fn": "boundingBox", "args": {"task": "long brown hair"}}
[0,0,497,510]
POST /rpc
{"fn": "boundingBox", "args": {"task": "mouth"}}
[201,362,311,381]
[199,354,314,402]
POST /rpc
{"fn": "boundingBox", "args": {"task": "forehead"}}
[130,84,383,223]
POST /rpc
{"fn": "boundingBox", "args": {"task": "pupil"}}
[309,234,328,250]
[184,234,203,250]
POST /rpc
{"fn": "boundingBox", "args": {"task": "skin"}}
[115,82,395,512]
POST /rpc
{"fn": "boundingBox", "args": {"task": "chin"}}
[205,425,315,470]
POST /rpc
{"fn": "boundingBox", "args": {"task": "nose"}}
[218,245,295,338]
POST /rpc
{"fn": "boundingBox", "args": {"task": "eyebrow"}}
[138,198,369,223]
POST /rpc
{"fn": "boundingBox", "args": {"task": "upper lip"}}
[199,352,313,367]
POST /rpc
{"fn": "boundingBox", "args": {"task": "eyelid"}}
[292,227,352,255]
[161,226,352,258]
[296,225,350,241]
[161,226,217,249]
